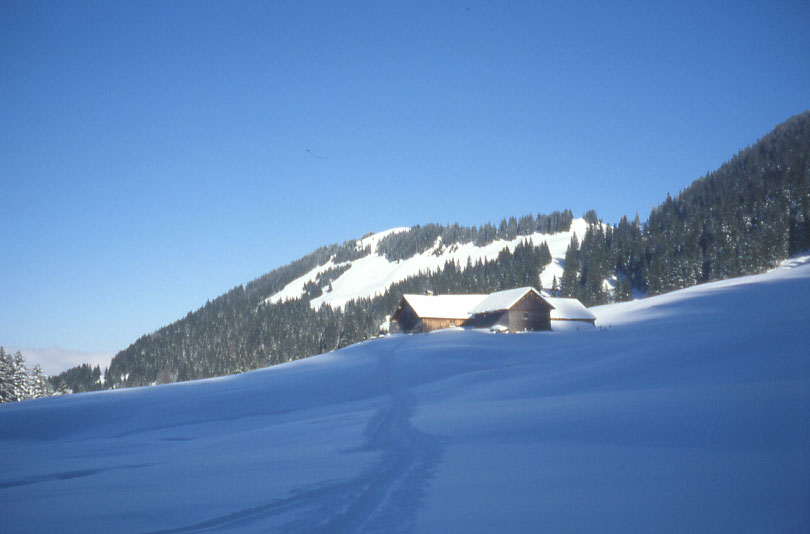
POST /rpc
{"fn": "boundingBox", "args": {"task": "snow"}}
[267,219,592,309]
[358,226,410,251]
[545,297,596,321]
[469,287,540,314]
[2,257,809,532]
[264,228,411,306]
[593,253,810,328]
[266,258,340,304]
[537,217,591,289]
[400,294,487,319]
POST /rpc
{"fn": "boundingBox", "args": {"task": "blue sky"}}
[1,0,809,360]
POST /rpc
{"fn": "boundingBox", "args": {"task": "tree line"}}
[559,111,809,305]
[377,210,572,261]
[0,347,55,403]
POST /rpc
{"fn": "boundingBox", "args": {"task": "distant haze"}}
[6,347,115,377]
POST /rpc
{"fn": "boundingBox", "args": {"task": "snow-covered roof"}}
[398,290,594,322]
[469,287,551,314]
[401,294,487,320]
[545,297,596,321]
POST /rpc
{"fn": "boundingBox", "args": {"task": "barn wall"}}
[507,310,550,331]
[394,302,422,333]
[507,292,552,331]
[421,318,463,332]
[394,303,466,333]
[464,312,504,329]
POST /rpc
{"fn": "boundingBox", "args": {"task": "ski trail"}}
[312,341,443,533]
[142,339,443,534]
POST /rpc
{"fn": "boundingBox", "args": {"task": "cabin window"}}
[523,312,529,320]
[450,319,456,326]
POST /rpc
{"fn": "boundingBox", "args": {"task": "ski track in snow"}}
[0,464,151,490]
[142,338,443,534]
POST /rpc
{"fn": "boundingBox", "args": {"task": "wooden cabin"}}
[391,287,571,333]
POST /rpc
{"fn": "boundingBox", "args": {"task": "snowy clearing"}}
[266,219,591,309]
[1,257,808,532]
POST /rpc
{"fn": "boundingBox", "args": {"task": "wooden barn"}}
[390,294,486,333]
[390,287,582,333]
[465,287,554,332]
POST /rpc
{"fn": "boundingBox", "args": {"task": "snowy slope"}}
[267,219,591,309]
[1,258,809,533]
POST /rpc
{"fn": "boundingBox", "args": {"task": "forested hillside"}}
[51,112,810,391]
[100,229,558,387]
[557,110,810,305]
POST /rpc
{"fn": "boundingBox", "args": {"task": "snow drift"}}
[1,258,809,533]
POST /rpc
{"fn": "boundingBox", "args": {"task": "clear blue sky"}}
[2,0,809,355]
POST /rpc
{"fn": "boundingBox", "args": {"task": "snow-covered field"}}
[267,219,592,309]
[2,258,809,533]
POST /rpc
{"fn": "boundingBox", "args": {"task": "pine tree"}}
[30,365,53,399]
[560,235,580,298]
[615,275,633,302]
[0,347,16,403]
[12,351,31,402]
